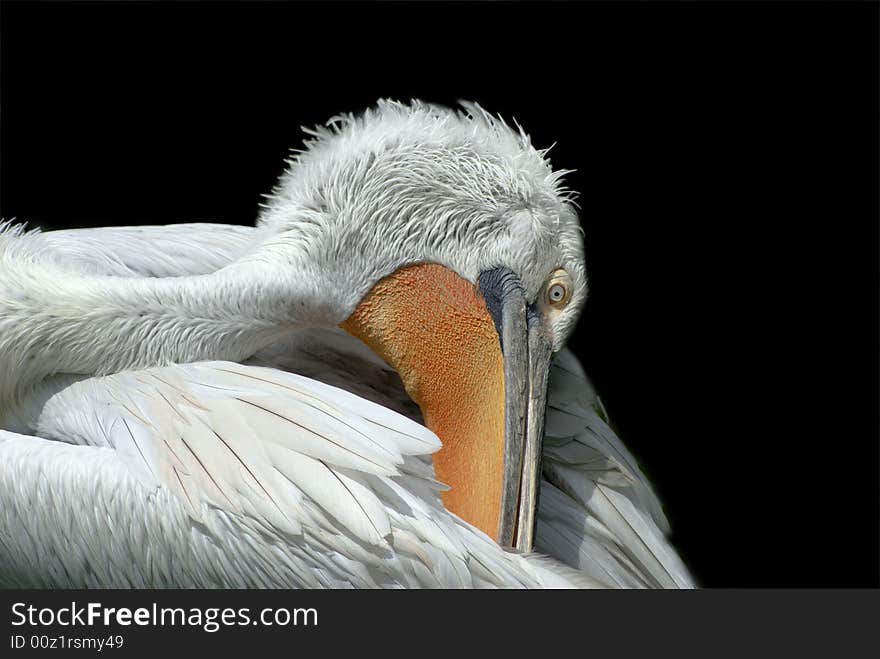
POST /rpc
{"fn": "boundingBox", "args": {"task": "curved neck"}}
[0,259,324,413]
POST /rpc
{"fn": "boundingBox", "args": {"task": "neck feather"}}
[0,260,318,415]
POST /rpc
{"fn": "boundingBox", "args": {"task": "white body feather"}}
[0,101,693,588]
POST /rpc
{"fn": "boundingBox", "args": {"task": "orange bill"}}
[341,263,551,550]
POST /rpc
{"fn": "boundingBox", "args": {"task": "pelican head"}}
[257,100,586,551]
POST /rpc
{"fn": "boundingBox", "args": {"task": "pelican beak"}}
[341,263,551,553]
[478,268,552,553]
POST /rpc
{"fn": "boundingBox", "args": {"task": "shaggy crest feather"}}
[257,99,587,345]
[0,220,32,239]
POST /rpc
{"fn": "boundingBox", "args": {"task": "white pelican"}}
[0,100,693,588]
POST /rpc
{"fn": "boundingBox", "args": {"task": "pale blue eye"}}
[548,283,566,304]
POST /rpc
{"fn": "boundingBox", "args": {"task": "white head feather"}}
[0,99,587,414]
[256,99,587,349]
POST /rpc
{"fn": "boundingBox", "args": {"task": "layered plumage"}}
[0,101,693,588]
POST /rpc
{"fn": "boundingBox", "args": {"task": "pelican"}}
[0,100,694,588]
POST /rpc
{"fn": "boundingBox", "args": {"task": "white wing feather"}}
[0,223,689,588]
[1,360,587,588]
[248,330,695,589]
[35,361,437,547]
[538,349,695,588]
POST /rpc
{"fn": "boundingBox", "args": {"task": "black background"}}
[1,1,877,587]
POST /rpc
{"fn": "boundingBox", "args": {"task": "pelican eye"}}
[544,269,573,308]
